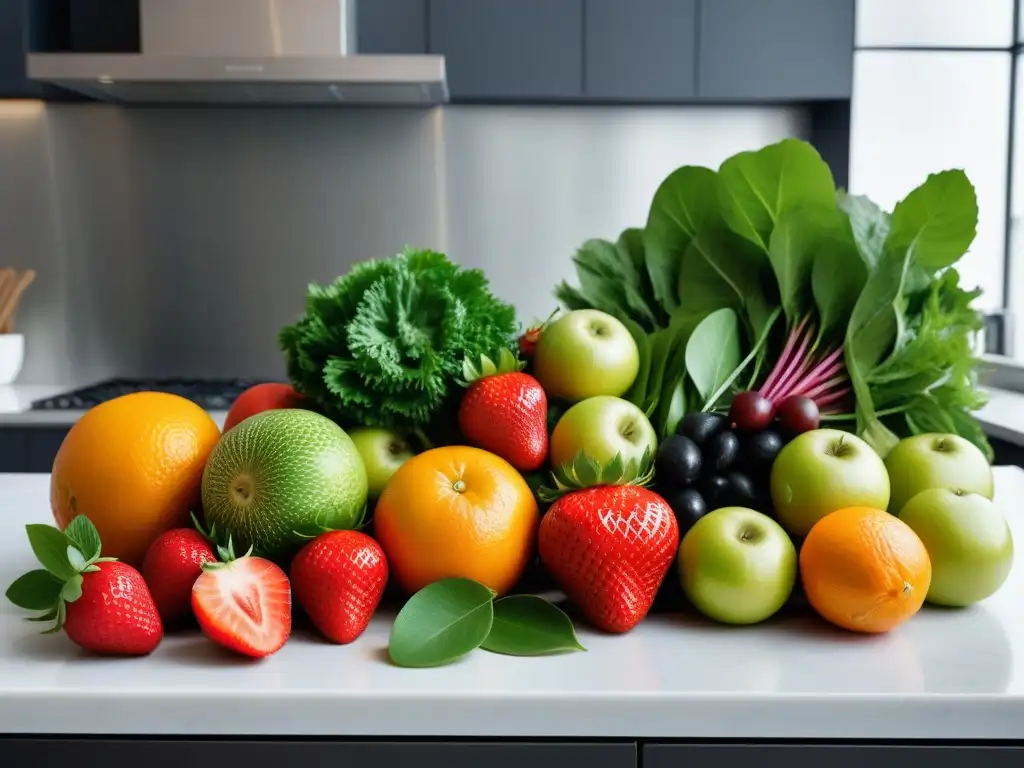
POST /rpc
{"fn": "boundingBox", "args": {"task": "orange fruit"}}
[800,506,932,634]
[51,392,222,566]
[373,445,539,596]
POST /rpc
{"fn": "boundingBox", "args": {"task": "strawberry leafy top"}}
[459,347,525,387]
[5,516,115,634]
[538,449,654,503]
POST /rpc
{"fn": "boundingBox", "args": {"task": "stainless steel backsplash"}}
[0,102,805,384]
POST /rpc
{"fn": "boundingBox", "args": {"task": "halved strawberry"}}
[191,553,291,659]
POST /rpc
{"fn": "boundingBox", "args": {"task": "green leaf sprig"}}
[388,578,585,668]
[5,516,113,634]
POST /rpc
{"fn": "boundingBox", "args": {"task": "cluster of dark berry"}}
[653,394,820,536]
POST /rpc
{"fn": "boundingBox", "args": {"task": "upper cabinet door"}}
[0,0,38,99]
[357,0,427,54]
[584,0,697,100]
[429,0,584,100]
[857,0,1015,49]
[699,0,855,100]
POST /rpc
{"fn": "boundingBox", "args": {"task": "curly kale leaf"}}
[279,248,518,433]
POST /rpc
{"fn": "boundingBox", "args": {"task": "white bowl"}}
[0,334,25,384]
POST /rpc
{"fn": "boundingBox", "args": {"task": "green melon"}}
[201,408,368,560]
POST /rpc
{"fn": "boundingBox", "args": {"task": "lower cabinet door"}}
[28,426,70,472]
[0,740,637,768]
[645,744,1024,767]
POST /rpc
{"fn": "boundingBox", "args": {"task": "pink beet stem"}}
[787,354,847,398]
[815,386,853,408]
[759,315,810,396]
[764,325,816,402]
[796,374,849,401]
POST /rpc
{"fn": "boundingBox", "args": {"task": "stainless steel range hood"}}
[27,0,448,106]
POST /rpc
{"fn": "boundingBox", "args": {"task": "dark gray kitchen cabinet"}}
[584,0,698,100]
[68,0,139,52]
[0,739,637,768]
[698,0,855,100]
[0,0,43,98]
[0,426,67,473]
[0,0,78,100]
[357,0,428,54]
[429,0,584,100]
[0,428,31,472]
[28,426,69,473]
[645,744,1024,767]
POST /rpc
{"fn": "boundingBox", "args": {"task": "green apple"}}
[549,396,656,470]
[898,488,1013,607]
[770,429,889,538]
[885,433,994,515]
[347,427,415,498]
[533,309,639,402]
[678,506,797,625]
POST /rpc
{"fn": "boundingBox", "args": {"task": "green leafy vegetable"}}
[481,595,586,656]
[845,171,980,456]
[838,192,890,267]
[388,578,495,668]
[685,308,742,403]
[717,138,837,253]
[645,166,722,314]
[279,248,518,437]
[552,138,991,458]
[882,170,978,273]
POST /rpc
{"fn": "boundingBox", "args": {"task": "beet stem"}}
[764,324,816,402]
[797,374,849,401]
[759,315,810,396]
[816,386,853,408]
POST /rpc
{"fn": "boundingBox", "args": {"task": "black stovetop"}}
[31,378,270,411]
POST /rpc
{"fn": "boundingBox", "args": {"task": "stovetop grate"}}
[31,378,274,411]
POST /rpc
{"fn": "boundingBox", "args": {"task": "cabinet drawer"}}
[0,740,637,768]
[645,744,1024,768]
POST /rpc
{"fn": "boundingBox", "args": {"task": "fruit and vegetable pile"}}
[5,139,1015,668]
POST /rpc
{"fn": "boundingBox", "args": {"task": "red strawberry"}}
[290,530,388,644]
[539,475,679,633]
[458,349,548,471]
[518,310,557,360]
[64,561,163,655]
[223,382,306,432]
[6,516,163,655]
[191,544,291,658]
[142,526,218,624]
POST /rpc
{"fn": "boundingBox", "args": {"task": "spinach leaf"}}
[645,166,722,313]
[767,205,848,326]
[703,307,782,412]
[678,228,775,338]
[654,335,691,438]
[810,210,868,341]
[616,227,658,319]
[573,238,659,328]
[623,317,653,409]
[717,138,836,254]
[838,192,890,268]
[884,170,978,273]
[685,308,742,403]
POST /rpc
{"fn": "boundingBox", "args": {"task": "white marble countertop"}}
[0,470,1023,739]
